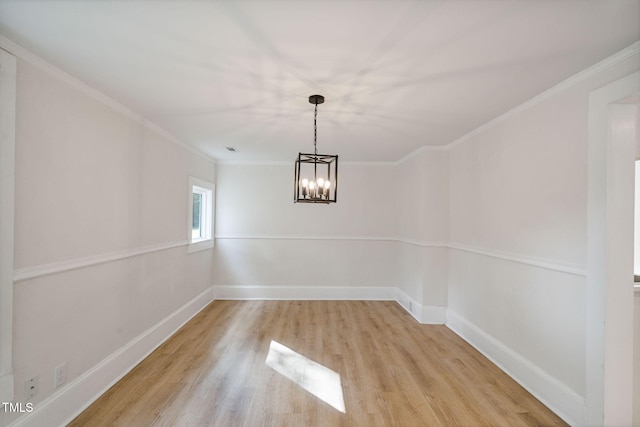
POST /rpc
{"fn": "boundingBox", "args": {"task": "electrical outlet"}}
[54,363,67,388]
[24,375,38,401]
[409,301,413,311]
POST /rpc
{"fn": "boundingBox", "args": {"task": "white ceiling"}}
[0,1,639,162]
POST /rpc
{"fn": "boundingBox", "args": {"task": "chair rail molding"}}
[13,240,188,283]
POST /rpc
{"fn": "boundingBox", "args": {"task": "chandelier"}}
[294,95,338,204]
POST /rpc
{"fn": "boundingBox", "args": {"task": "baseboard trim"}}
[395,288,422,322]
[8,288,579,426]
[215,234,398,242]
[213,286,447,324]
[212,285,397,301]
[395,289,446,324]
[0,371,13,403]
[445,309,584,426]
[9,287,214,427]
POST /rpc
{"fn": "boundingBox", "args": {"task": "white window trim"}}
[188,176,215,253]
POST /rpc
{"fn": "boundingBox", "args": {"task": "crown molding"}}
[396,41,640,157]
[2,36,636,165]
[395,145,449,165]
[396,41,639,160]
[0,35,216,164]
[217,159,397,166]
[446,41,640,151]
[341,160,397,166]
[216,160,291,166]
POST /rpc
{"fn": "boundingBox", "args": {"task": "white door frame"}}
[587,70,639,426]
[0,48,16,403]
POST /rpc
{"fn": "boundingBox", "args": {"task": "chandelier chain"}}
[313,102,318,155]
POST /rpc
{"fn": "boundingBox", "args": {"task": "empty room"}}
[0,1,639,426]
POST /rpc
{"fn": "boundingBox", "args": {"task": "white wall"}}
[213,163,398,298]
[446,95,591,408]
[447,89,588,400]
[446,54,640,425]
[395,149,448,321]
[6,57,216,426]
[214,156,451,323]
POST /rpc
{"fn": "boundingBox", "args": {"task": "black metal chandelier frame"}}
[294,95,339,204]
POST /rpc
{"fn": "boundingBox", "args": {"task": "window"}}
[188,176,214,253]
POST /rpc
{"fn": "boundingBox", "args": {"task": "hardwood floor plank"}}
[68,301,567,426]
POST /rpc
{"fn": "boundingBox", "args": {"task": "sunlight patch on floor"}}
[265,340,346,413]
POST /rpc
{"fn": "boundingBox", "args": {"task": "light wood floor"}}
[69,301,567,426]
